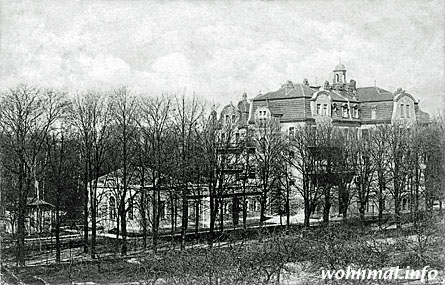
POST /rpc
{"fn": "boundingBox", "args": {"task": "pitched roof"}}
[253,84,316,100]
[356,87,394,102]
[250,97,311,123]
[326,90,358,102]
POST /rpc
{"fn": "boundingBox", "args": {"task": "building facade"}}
[93,63,431,233]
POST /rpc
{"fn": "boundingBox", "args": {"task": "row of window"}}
[287,126,370,140]
[258,110,267,117]
[225,114,237,122]
[315,104,359,119]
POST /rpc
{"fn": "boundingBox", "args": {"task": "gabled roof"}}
[254,84,316,100]
[356,87,394,102]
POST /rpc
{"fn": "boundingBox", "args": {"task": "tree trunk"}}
[17,181,26,266]
[90,181,97,258]
[208,189,216,247]
[260,191,267,224]
[152,184,158,253]
[219,198,224,232]
[303,177,311,228]
[304,201,310,228]
[180,186,188,250]
[378,171,385,227]
[120,203,127,255]
[358,201,366,223]
[141,191,147,249]
[170,192,175,247]
[195,199,200,236]
[83,163,89,253]
[322,187,331,226]
[55,187,61,263]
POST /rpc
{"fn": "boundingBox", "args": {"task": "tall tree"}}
[171,95,204,249]
[110,87,139,256]
[289,126,322,228]
[0,86,66,266]
[138,94,173,253]
[369,125,391,227]
[251,118,285,224]
[70,92,113,257]
[386,124,411,229]
[45,121,80,263]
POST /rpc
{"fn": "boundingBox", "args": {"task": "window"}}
[335,74,339,82]
[316,104,321,115]
[401,104,405,118]
[353,107,359,118]
[342,106,348,118]
[323,104,328,116]
[235,132,240,142]
[232,114,236,122]
[258,110,268,118]
[362,129,369,141]
[109,196,116,220]
[371,106,377,120]
[288,127,295,137]
[406,105,410,118]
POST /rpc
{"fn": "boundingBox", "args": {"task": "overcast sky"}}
[1,0,444,114]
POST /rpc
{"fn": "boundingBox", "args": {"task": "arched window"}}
[342,105,348,118]
[109,196,116,220]
[335,74,339,82]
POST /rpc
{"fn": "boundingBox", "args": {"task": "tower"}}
[333,63,346,84]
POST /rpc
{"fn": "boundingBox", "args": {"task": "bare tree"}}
[251,118,285,224]
[0,86,66,266]
[45,118,79,263]
[196,107,219,246]
[348,129,374,222]
[138,94,173,252]
[369,125,392,227]
[69,91,113,257]
[109,87,139,256]
[171,94,204,249]
[386,124,411,229]
[289,126,322,228]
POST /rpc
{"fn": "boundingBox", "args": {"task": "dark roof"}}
[326,90,358,102]
[250,97,311,123]
[254,84,316,100]
[356,87,394,102]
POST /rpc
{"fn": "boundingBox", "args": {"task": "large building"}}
[92,63,432,233]
[246,63,430,133]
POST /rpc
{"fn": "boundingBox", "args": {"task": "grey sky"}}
[1,0,444,114]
